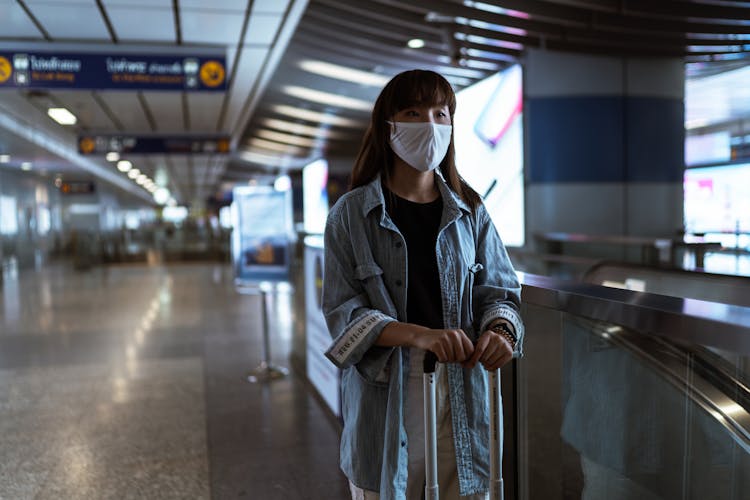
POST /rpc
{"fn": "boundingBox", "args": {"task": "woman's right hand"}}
[377,322,474,363]
[410,328,474,364]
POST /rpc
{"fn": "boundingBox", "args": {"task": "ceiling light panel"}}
[246,14,283,45]
[141,92,183,131]
[282,86,372,111]
[298,60,390,87]
[47,108,77,125]
[251,0,290,14]
[248,138,308,155]
[271,105,364,127]
[105,6,176,42]
[186,93,224,133]
[238,150,309,168]
[181,10,246,45]
[256,129,324,148]
[0,2,44,38]
[101,1,171,6]
[261,118,350,139]
[99,92,153,131]
[179,0,246,8]
[25,4,111,40]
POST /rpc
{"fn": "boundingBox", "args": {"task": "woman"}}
[323,69,524,500]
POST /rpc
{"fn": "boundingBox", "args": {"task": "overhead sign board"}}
[0,51,226,91]
[78,134,231,155]
[59,181,95,195]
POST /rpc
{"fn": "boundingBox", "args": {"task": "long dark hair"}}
[349,69,480,211]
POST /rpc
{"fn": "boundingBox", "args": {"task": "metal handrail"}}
[519,272,750,354]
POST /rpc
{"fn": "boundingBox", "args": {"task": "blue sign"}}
[78,134,231,155]
[0,51,226,91]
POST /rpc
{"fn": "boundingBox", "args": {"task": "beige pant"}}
[349,353,488,500]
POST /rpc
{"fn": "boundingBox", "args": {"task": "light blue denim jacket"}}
[322,173,524,499]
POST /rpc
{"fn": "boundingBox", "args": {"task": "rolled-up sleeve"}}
[472,205,525,357]
[322,209,396,370]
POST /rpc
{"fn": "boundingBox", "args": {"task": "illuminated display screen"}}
[684,163,750,234]
[454,64,525,247]
[302,159,329,235]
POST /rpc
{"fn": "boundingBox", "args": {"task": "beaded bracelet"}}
[489,321,517,349]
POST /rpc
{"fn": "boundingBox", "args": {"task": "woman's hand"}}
[410,328,475,364]
[464,328,514,371]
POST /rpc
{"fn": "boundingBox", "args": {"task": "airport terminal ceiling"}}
[1,0,749,208]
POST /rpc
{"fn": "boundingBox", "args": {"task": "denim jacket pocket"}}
[354,262,398,322]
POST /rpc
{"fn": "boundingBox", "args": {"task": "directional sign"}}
[0,51,226,91]
[78,135,231,155]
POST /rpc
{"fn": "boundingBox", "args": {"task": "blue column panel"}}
[625,98,685,182]
[528,97,624,183]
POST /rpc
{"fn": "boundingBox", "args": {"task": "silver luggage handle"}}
[423,354,504,500]
[424,351,439,500]
[488,368,504,500]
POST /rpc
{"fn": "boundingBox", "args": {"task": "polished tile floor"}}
[0,262,349,499]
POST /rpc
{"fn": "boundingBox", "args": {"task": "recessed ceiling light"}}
[117,160,132,172]
[47,107,77,125]
[274,175,291,192]
[0,154,11,163]
[153,188,170,205]
[407,38,425,49]
[271,105,363,127]
[21,162,32,171]
[282,86,372,111]
[298,60,391,87]
[128,168,140,179]
[106,152,120,162]
[136,175,148,185]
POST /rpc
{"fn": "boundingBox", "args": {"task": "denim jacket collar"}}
[359,171,471,222]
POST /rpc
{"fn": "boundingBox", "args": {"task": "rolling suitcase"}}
[423,352,504,500]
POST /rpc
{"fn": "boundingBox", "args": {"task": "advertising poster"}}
[454,64,525,247]
[231,186,293,284]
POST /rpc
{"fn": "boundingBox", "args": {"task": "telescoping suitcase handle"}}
[487,367,504,500]
[422,352,504,500]
[423,351,439,500]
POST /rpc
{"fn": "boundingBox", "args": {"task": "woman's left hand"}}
[463,328,514,371]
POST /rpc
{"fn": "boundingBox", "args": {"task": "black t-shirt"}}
[384,187,444,330]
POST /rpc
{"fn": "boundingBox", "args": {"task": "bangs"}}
[386,70,455,114]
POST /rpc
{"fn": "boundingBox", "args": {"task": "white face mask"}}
[388,121,453,172]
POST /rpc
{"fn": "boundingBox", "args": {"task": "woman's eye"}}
[405,110,419,117]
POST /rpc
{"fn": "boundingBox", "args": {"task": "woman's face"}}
[392,104,451,125]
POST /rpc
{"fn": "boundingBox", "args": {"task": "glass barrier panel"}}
[518,303,750,500]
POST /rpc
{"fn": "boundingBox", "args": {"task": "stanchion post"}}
[238,282,289,383]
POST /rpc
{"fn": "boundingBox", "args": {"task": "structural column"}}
[524,48,685,251]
